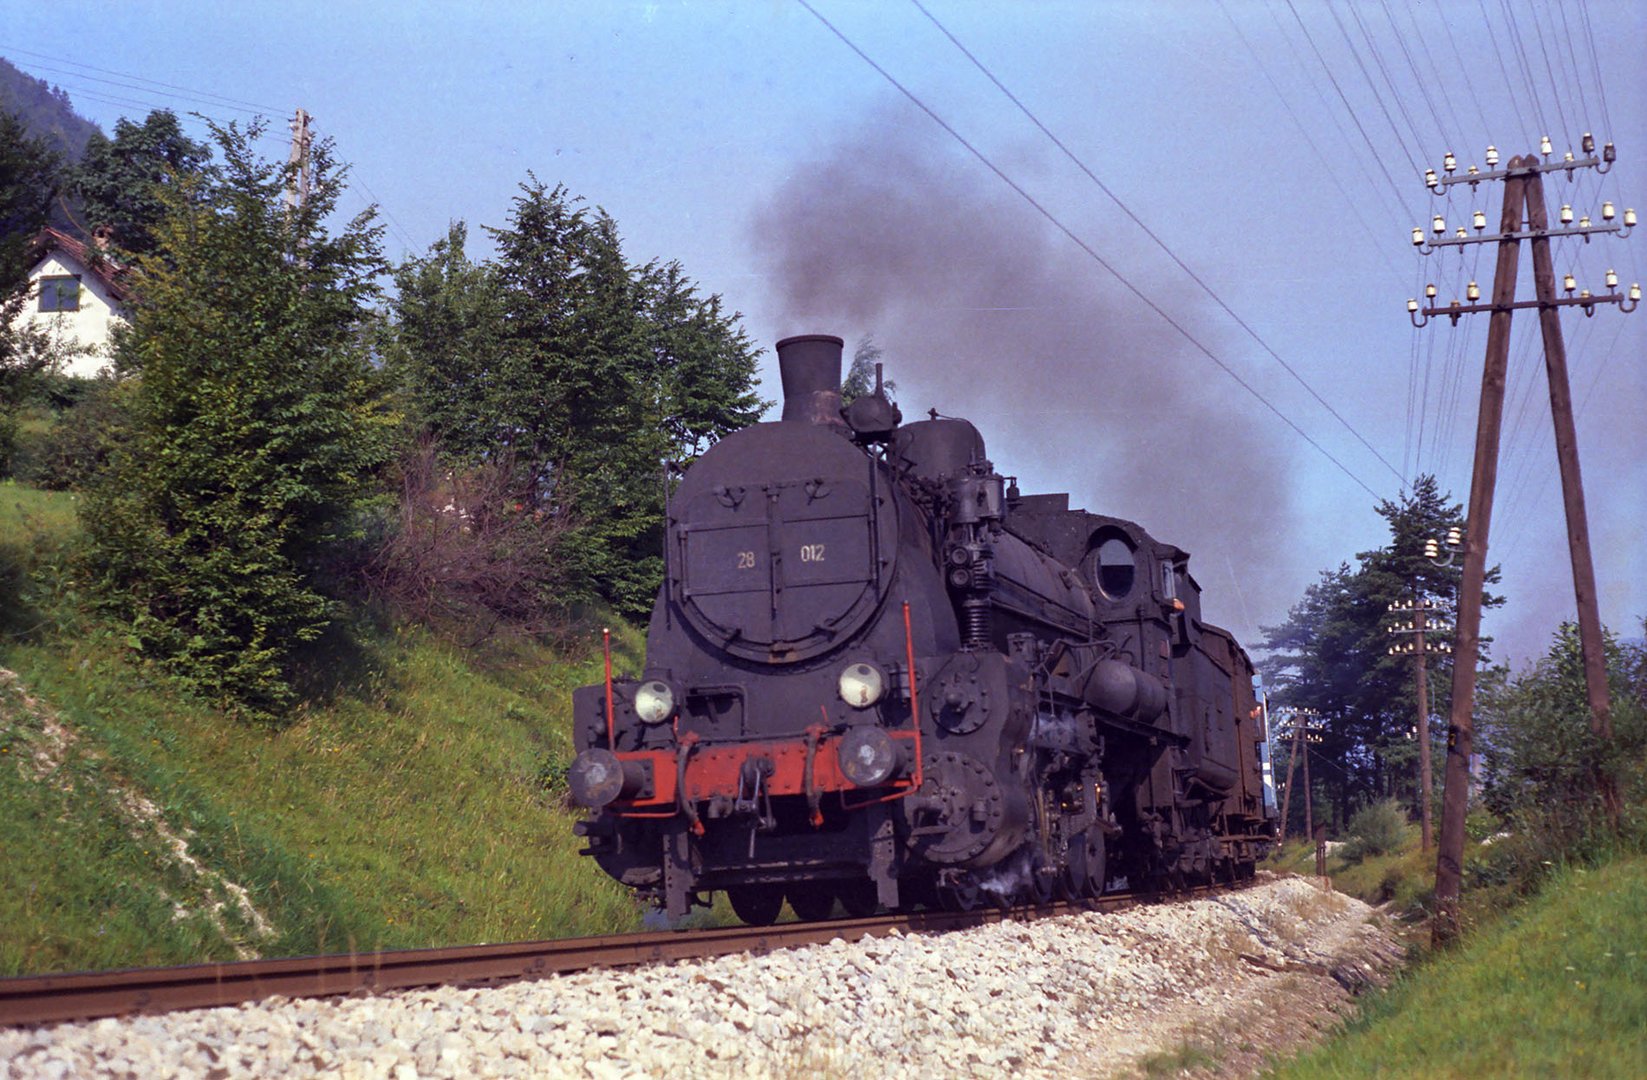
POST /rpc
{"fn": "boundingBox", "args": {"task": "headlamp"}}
[633,680,677,725]
[838,725,900,787]
[838,662,887,708]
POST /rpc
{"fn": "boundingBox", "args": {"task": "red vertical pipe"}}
[902,601,923,789]
[602,627,615,749]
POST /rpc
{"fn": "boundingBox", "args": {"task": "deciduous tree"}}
[0,109,62,471]
[385,181,764,618]
[71,109,209,258]
[82,121,394,716]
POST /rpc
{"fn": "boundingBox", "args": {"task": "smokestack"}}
[776,334,845,427]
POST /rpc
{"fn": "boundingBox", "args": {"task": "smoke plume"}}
[752,107,1297,642]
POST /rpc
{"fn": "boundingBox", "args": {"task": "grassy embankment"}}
[1268,853,1647,1077]
[0,482,647,976]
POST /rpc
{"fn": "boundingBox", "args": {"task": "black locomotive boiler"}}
[568,334,1275,923]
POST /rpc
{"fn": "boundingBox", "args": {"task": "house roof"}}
[28,226,129,304]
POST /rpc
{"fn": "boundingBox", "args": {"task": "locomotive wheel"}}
[1058,845,1087,901]
[727,885,784,926]
[1027,862,1056,906]
[786,883,837,922]
[936,876,982,912]
[838,879,880,918]
[1082,834,1108,898]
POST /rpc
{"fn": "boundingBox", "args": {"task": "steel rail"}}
[0,880,1246,1029]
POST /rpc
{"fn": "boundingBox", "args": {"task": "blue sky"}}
[5,0,1643,665]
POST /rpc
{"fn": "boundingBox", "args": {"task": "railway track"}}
[0,881,1244,1029]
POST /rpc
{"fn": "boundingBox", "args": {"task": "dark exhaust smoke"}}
[751,106,1296,638]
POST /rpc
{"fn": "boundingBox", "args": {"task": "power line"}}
[9,52,421,258]
[0,44,282,114]
[1334,0,1432,166]
[1219,0,1409,282]
[912,0,1405,487]
[1283,0,1415,211]
[1378,0,1465,152]
[794,0,1384,500]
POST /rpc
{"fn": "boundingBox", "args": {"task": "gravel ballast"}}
[1,875,1404,1079]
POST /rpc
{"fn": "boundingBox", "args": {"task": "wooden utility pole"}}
[1277,719,1303,849]
[1523,174,1622,826]
[1413,616,1432,850]
[1414,139,1637,944]
[1431,157,1530,946]
[1387,594,1451,852]
[286,108,313,213]
[1301,732,1314,851]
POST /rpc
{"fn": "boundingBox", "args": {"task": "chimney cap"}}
[775,333,845,350]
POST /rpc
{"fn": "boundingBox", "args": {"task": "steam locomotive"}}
[568,335,1275,924]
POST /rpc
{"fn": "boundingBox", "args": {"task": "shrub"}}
[10,378,126,490]
[360,437,575,644]
[1342,799,1407,862]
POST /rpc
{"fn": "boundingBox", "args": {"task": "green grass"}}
[0,486,654,975]
[1267,855,1647,1078]
[1267,813,1508,923]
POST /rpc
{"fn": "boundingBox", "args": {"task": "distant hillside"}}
[0,58,100,162]
[0,57,102,237]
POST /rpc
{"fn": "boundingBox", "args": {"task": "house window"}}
[39,275,81,312]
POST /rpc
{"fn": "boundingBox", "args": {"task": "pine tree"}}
[81,122,394,716]
[1258,475,1491,826]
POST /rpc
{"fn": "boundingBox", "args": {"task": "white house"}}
[10,227,129,379]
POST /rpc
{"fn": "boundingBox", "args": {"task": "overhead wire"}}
[1475,0,1537,150]
[1496,0,1553,141]
[1259,1,1409,229]
[1432,4,1495,144]
[1379,0,1466,151]
[1552,0,1594,134]
[794,0,1384,499]
[0,43,284,114]
[1322,0,1425,177]
[1282,0,1417,216]
[1342,0,1435,151]
[1575,0,1614,137]
[1525,7,1574,146]
[1217,0,1407,286]
[911,0,1405,487]
[9,52,421,258]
